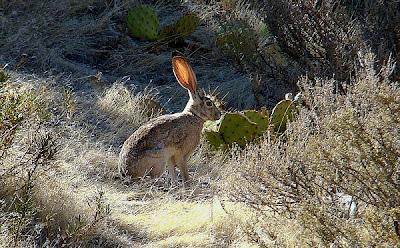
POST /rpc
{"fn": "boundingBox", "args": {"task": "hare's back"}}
[122,113,202,154]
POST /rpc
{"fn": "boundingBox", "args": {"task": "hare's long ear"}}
[172,52,199,98]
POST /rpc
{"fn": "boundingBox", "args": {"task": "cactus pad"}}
[219,113,260,147]
[159,25,174,40]
[203,130,225,148]
[242,110,269,135]
[270,100,296,133]
[0,70,9,83]
[127,5,159,41]
[160,14,199,41]
[203,95,300,149]
[217,20,257,60]
[265,44,288,67]
[172,14,199,39]
[203,120,219,132]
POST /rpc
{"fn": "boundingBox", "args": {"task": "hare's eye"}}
[205,100,213,107]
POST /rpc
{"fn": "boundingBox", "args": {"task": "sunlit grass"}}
[112,198,255,247]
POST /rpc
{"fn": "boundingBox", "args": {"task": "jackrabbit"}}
[118,51,221,187]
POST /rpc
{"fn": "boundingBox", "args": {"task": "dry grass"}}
[0,0,259,111]
[0,69,248,247]
[114,199,243,247]
[1,0,399,247]
[220,52,400,247]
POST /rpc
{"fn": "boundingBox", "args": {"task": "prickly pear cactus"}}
[160,14,199,41]
[127,5,159,41]
[203,94,300,149]
[203,110,270,148]
[203,120,219,132]
[203,130,225,148]
[270,99,296,133]
[242,110,269,135]
[172,14,199,39]
[159,25,174,39]
[265,44,288,67]
[217,20,257,61]
[219,113,260,147]
[203,120,224,148]
[0,70,9,83]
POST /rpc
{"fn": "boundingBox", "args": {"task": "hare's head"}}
[172,51,221,121]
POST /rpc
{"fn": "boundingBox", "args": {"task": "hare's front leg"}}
[167,156,178,184]
[176,155,190,187]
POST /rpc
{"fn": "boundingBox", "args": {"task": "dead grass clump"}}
[96,81,165,145]
[0,84,58,247]
[0,0,116,71]
[220,52,400,246]
[0,74,115,247]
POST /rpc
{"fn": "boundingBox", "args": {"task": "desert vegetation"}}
[0,0,399,247]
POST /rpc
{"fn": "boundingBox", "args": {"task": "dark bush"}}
[253,0,400,83]
[221,52,400,246]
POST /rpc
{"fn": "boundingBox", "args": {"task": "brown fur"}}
[118,52,221,187]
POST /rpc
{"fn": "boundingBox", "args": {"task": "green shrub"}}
[213,0,399,111]
[0,85,110,247]
[60,190,110,247]
[0,88,56,247]
[0,92,46,158]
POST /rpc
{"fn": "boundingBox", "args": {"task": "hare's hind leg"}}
[147,158,167,179]
[149,156,178,187]
[137,149,168,179]
[125,157,162,179]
